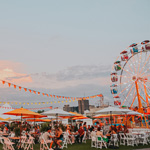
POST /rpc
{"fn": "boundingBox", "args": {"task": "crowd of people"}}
[0,120,130,150]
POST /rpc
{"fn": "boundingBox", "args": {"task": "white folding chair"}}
[126,133,135,146]
[65,131,72,144]
[139,132,148,145]
[91,135,96,148]
[3,137,15,150]
[62,133,67,149]
[97,135,107,149]
[40,133,52,150]
[24,136,35,150]
[21,136,27,148]
[108,134,119,147]
[119,133,126,145]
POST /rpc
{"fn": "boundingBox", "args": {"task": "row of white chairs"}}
[91,132,150,149]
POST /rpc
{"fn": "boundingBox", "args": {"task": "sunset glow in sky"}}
[0,0,150,108]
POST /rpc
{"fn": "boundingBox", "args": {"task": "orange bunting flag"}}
[42,93,45,96]
[19,86,21,91]
[57,96,59,99]
[38,92,40,95]
[62,96,64,99]
[29,89,32,93]
[46,94,49,97]
[8,83,11,87]
[14,85,16,89]
[33,91,36,94]
[2,81,5,85]
[53,95,55,98]
[65,97,67,99]
[50,95,52,97]
[24,88,27,92]
[59,96,61,98]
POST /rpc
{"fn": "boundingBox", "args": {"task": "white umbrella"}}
[95,106,131,125]
[126,110,143,115]
[42,108,74,124]
[96,106,131,114]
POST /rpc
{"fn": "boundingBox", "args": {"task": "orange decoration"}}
[57,96,59,99]
[33,91,36,94]
[14,85,16,88]
[29,89,32,93]
[19,86,21,91]
[46,94,49,97]
[50,95,52,97]
[24,88,27,92]
[2,81,5,84]
[53,95,55,98]
[8,83,11,87]
[38,92,40,95]
[42,93,45,96]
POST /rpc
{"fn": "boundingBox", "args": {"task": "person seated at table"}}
[53,127,63,149]
[117,125,123,133]
[106,126,116,141]
[89,126,94,132]
[66,126,75,143]
[76,126,84,143]
[96,127,108,143]
[91,128,96,140]
[83,122,87,132]
[34,126,40,134]
[113,125,118,133]
[96,127,103,137]
[3,124,8,133]
[42,127,54,149]
[123,125,129,134]
[88,125,91,131]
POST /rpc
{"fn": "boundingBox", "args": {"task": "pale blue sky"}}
[0,0,150,108]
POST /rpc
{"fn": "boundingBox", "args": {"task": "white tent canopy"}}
[96,106,131,114]
[0,103,20,120]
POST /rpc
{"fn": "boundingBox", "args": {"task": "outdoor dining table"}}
[9,137,20,150]
[2,133,9,137]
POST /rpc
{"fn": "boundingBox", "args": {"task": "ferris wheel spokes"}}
[121,83,135,106]
[139,54,150,75]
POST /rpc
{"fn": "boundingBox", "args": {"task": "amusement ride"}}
[110,40,150,114]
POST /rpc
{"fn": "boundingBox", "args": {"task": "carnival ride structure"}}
[110,40,150,114]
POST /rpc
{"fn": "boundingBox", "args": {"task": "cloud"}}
[0,61,32,84]
[31,64,111,89]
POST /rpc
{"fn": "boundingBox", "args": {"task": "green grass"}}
[0,140,150,150]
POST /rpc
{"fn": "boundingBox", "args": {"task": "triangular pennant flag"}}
[14,85,16,89]
[38,92,40,95]
[8,83,11,87]
[19,86,21,91]
[2,81,5,84]
[29,89,32,93]
[24,88,27,92]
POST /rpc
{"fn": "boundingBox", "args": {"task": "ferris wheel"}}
[110,40,150,113]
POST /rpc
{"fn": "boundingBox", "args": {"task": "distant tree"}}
[37,110,44,114]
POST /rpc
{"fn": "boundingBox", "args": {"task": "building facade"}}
[78,99,89,114]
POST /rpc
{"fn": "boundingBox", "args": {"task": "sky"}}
[0,0,150,109]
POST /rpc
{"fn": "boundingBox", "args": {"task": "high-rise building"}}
[78,99,89,114]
